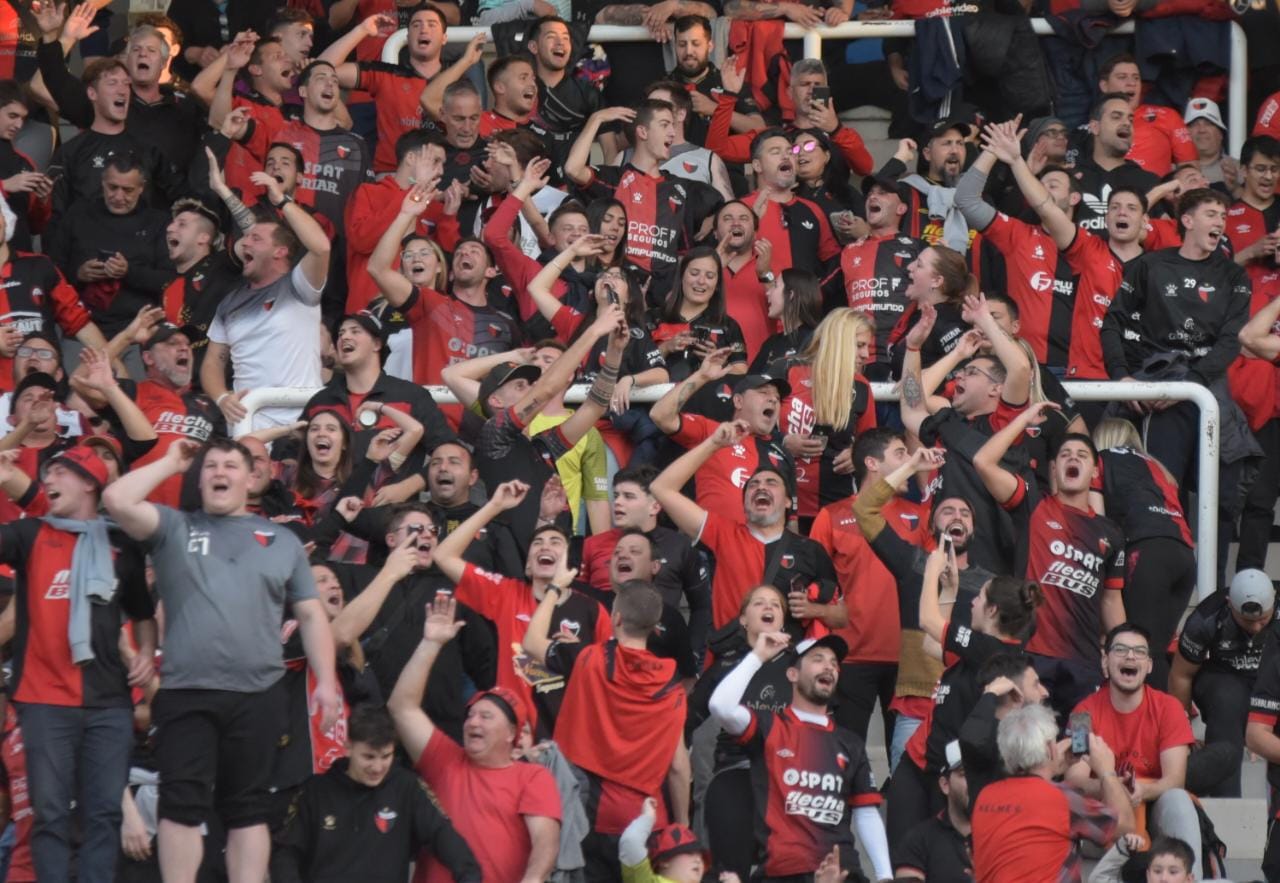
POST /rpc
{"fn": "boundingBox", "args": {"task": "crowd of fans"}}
[2,0,1280,880]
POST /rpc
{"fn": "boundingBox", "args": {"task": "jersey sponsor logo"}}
[776,747,795,758]
[44,568,71,600]
[781,768,845,824]
[154,410,215,440]
[954,625,972,647]
[1043,539,1104,597]
[374,808,397,833]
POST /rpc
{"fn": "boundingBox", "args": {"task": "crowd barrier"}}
[382,18,1248,156]
[238,379,1222,599]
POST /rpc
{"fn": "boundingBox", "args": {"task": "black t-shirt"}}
[1249,628,1280,789]
[475,406,574,551]
[1179,592,1279,680]
[648,309,749,420]
[1071,154,1160,234]
[578,325,665,385]
[892,811,974,883]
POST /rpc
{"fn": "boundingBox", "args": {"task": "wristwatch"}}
[271,193,294,209]
[759,271,776,284]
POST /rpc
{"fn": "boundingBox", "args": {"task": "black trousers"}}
[1123,537,1197,691]
[885,755,941,848]
[834,662,897,758]
[706,766,755,880]
[1190,668,1254,797]
[1238,418,1280,573]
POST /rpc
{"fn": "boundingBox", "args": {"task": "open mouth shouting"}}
[339,338,357,357]
[750,487,774,510]
[942,520,967,542]
[535,551,558,568]
[613,556,635,577]
[777,157,794,176]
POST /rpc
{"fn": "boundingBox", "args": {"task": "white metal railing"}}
[238,379,1221,598]
[383,18,1247,156]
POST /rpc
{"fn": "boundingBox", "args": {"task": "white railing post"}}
[241,380,1220,598]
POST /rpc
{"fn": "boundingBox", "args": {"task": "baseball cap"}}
[13,371,59,401]
[340,310,386,342]
[1229,568,1275,619]
[1184,97,1226,132]
[80,433,123,462]
[477,362,541,416]
[924,115,974,142]
[466,686,528,734]
[646,824,709,867]
[143,323,197,350]
[794,633,848,662]
[861,173,911,203]
[944,739,963,772]
[42,444,109,491]
[734,373,791,400]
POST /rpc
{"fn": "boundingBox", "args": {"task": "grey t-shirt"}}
[146,507,317,692]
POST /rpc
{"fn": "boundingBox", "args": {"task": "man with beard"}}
[565,99,722,287]
[160,198,240,384]
[344,130,458,314]
[322,7,446,174]
[579,464,710,659]
[893,742,974,882]
[708,631,892,882]
[368,185,518,395]
[35,16,205,184]
[744,129,840,279]
[651,420,838,632]
[1102,188,1250,489]
[874,118,975,252]
[841,176,925,379]
[1073,94,1160,233]
[670,14,764,146]
[0,197,110,393]
[328,504,495,740]
[1065,624,1202,868]
[71,323,222,508]
[46,154,174,343]
[525,17,600,178]
[432,479,613,737]
[973,402,1127,719]
[200,164,330,430]
[1097,54,1196,179]
[651,367,794,527]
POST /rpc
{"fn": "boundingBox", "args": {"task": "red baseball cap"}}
[466,686,528,733]
[42,445,109,491]
[80,433,123,462]
[646,824,709,866]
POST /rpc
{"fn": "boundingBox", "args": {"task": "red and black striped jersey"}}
[841,232,924,368]
[1092,446,1193,547]
[0,253,91,393]
[982,213,1078,368]
[242,117,371,230]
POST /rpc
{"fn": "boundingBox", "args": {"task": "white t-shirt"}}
[470,187,567,260]
[208,263,323,428]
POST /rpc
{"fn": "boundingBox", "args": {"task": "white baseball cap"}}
[1229,568,1275,618]
[1184,97,1226,132]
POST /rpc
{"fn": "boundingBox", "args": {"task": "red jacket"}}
[342,175,460,313]
[705,92,873,176]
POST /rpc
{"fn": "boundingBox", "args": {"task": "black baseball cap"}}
[734,373,791,399]
[923,115,974,142]
[478,362,540,416]
[143,323,198,350]
[793,633,848,663]
[13,371,58,400]
[339,311,389,364]
[861,173,911,203]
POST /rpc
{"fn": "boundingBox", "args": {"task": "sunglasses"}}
[791,141,822,155]
[400,522,439,538]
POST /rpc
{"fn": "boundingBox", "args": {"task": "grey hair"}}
[129,24,172,60]
[792,58,827,80]
[996,703,1059,775]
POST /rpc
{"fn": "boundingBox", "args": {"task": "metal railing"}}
[383,18,1248,156]
[238,379,1221,598]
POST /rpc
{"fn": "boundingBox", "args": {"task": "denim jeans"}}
[889,714,923,775]
[16,703,133,883]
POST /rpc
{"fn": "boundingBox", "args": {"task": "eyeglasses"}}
[1248,164,1280,175]
[17,346,55,360]
[1109,643,1150,659]
[961,364,999,383]
[791,141,821,155]
[400,522,439,537]
[401,249,434,261]
[1041,127,1069,138]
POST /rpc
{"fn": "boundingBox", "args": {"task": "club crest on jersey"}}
[1098,537,1111,556]
[322,815,336,831]
[375,808,397,833]
[336,145,351,159]
[264,298,276,312]
[30,287,42,306]
[682,161,697,174]
[1025,425,1042,438]
[253,530,275,547]
[780,553,795,569]
[559,619,581,638]
[836,752,849,770]
[898,512,919,530]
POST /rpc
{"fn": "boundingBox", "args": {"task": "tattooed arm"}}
[650,347,734,434]
[595,1,717,24]
[899,303,937,440]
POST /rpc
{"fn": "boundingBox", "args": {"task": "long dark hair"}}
[792,127,855,209]
[983,576,1043,640]
[294,409,354,502]
[566,267,647,346]
[586,197,629,269]
[659,246,725,324]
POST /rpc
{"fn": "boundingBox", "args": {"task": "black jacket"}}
[272,760,481,883]
[46,196,173,336]
[49,128,186,225]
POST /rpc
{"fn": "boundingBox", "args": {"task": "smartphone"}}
[692,326,711,344]
[606,286,619,306]
[97,248,116,262]
[812,85,831,103]
[1068,711,1091,755]
[45,164,63,184]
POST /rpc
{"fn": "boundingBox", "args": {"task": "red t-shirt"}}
[721,259,771,363]
[357,63,431,173]
[1127,105,1197,177]
[1062,229,1125,379]
[452,563,612,730]
[413,728,561,883]
[972,775,1119,883]
[0,706,33,882]
[670,413,775,524]
[698,511,769,629]
[810,494,928,664]
[1073,687,1193,780]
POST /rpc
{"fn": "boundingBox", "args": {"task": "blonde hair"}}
[1093,417,1144,452]
[405,237,448,291]
[801,308,873,431]
[1014,338,1048,405]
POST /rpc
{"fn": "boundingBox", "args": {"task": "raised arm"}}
[708,630,791,734]
[953,141,1000,232]
[259,176,330,291]
[418,34,486,122]
[920,328,982,404]
[649,347,733,433]
[509,304,622,429]
[564,107,636,188]
[972,400,1058,505]
[521,555,578,665]
[70,349,158,443]
[898,304,940,439]
[329,536,418,649]
[389,594,466,763]
[195,31,256,112]
[368,184,435,309]
[318,13,394,89]
[650,420,748,539]
[1240,289,1280,361]
[432,480,529,583]
[102,440,201,541]
[961,292,1030,406]
[555,310,630,448]
[985,123,1078,251]
[440,347,534,409]
[918,543,954,644]
[526,234,606,323]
